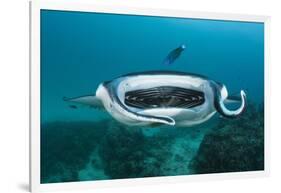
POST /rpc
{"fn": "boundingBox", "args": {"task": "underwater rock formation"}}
[189,103,264,174]
[41,103,264,183]
[98,124,149,179]
[98,123,177,178]
[98,123,209,179]
[40,120,109,183]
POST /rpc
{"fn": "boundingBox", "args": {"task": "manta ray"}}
[64,70,246,127]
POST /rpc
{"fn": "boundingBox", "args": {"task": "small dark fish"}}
[69,105,77,109]
[163,44,186,65]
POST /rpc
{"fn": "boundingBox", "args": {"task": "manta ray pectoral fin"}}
[63,95,104,110]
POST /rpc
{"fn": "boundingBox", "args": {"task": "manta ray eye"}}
[124,86,205,109]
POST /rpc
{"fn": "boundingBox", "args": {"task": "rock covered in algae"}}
[98,123,209,179]
[40,120,109,183]
[189,103,264,174]
[41,103,264,183]
[98,123,176,178]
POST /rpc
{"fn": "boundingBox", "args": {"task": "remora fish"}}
[163,44,186,65]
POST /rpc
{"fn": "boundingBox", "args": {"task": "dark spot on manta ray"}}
[125,86,205,109]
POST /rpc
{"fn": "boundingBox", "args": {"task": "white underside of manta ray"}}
[64,70,247,127]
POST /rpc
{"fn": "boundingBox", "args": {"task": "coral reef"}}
[189,103,264,174]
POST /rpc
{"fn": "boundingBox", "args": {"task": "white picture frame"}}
[30,1,270,192]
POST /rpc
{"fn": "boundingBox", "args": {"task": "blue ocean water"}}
[40,10,264,183]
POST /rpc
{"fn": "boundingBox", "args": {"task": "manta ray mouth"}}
[124,86,205,109]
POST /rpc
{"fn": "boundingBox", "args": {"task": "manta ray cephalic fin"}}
[225,95,243,104]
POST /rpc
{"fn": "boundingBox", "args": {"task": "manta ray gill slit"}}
[124,86,205,109]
